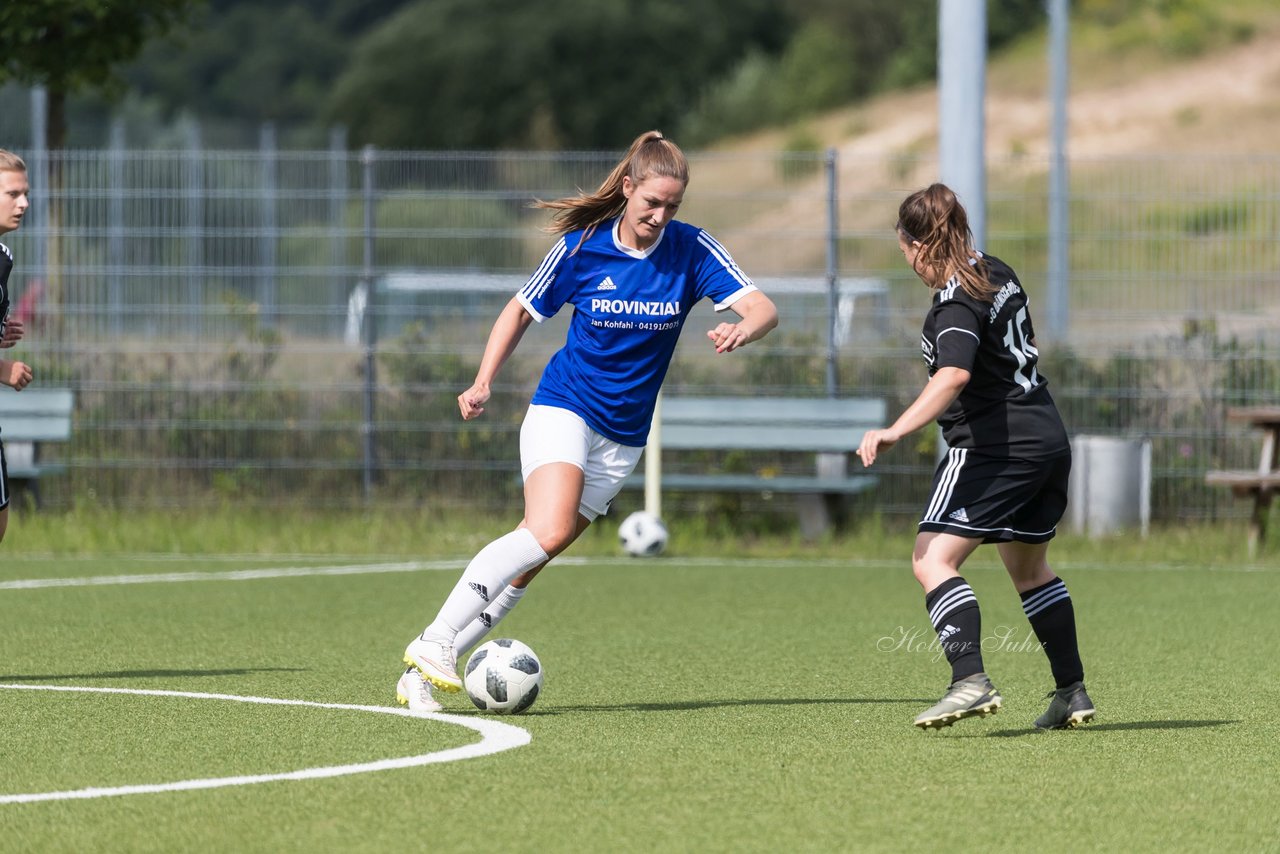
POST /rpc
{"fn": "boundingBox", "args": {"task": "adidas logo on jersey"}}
[468,582,490,602]
[948,507,970,523]
[596,276,617,291]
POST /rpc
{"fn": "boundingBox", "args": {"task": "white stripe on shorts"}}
[924,447,967,523]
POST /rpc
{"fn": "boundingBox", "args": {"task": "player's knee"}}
[526,523,576,558]
[910,559,932,588]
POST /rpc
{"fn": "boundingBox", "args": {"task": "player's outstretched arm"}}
[857,367,969,467]
[707,291,778,353]
[0,358,32,391]
[458,297,535,420]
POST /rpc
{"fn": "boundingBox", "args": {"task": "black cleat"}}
[1034,681,1096,730]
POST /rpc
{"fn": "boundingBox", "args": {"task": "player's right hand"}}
[0,319,25,348]
[458,383,491,420]
[1,360,32,391]
[856,428,899,468]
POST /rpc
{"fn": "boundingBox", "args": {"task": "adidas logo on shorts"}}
[948,507,970,523]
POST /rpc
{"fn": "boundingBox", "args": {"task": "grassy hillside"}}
[731,0,1280,159]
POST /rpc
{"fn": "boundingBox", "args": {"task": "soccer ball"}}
[464,638,543,714]
[618,510,669,557]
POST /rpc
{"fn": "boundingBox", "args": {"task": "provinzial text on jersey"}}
[590,298,681,316]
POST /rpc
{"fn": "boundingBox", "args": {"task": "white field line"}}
[0,684,531,804]
[0,554,1272,593]
[0,560,467,590]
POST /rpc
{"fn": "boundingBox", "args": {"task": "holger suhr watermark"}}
[876,626,1043,663]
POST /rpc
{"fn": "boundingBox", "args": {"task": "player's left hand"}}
[707,322,750,354]
[0,319,24,349]
[1,360,32,391]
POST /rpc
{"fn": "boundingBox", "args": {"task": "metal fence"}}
[2,136,1277,527]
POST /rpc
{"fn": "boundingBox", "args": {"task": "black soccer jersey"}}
[921,253,1069,459]
[0,243,11,338]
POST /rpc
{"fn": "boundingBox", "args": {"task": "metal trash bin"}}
[1068,435,1152,538]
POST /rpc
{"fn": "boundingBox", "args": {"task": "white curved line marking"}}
[0,684,530,804]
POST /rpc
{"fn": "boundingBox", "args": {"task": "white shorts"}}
[520,404,644,522]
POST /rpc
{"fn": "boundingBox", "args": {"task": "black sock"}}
[1020,577,1084,688]
[925,576,984,683]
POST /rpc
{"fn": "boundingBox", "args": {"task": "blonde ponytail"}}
[535,131,689,244]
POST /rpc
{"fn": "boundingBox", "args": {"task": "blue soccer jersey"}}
[517,218,757,446]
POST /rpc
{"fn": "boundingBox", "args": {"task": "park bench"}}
[0,388,75,505]
[625,395,887,538]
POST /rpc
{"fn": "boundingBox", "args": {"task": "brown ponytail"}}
[535,131,689,243]
[896,183,994,301]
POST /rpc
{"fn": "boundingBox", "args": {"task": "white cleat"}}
[396,666,443,713]
[403,636,463,692]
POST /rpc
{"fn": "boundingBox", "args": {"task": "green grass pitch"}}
[3,543,1279,852]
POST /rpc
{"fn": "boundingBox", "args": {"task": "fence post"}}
[329,125,348,337]
[184,117,204,335]
[645,392,662,519]
[28,87,49,300]
[108,118,125,336]
[1046,0,1071,340]
[258,122,278,328]
[938,0,987,248]
[360,145,378,502]
[824,147,839,397]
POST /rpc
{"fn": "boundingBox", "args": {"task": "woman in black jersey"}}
[858,183,1094,731]
[0,149,34,544]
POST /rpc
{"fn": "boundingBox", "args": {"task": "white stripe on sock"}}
[1023,583,1071,618]
[928,583,977,627]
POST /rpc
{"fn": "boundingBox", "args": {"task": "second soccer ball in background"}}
[618,510,668,557]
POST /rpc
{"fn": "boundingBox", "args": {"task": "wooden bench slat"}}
[660,423,876,453]
[0,389,75,416]
[1226,406,1280,424]
[1205,470,1280,489]
[1,417,72,442]
[663,397,886,427]
[625,473,877,494]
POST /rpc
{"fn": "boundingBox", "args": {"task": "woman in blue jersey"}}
[396,131,778,711]
[857,183,1093,731]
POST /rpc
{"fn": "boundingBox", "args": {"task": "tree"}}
[324,0,792,150]
[0,0,198,329]
[0,0,199,150]
[121,0,408,128]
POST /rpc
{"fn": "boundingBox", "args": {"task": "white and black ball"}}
[618,510,669,557]
[464,638,543,714]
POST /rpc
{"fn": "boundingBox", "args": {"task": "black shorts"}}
[0,439,8,511]
[918,448,1071,544]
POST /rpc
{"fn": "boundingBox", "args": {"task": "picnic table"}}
[1205,406,1280,556]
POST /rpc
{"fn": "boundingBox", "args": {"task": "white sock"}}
[455,584,528,655]
[422,529,547,644]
